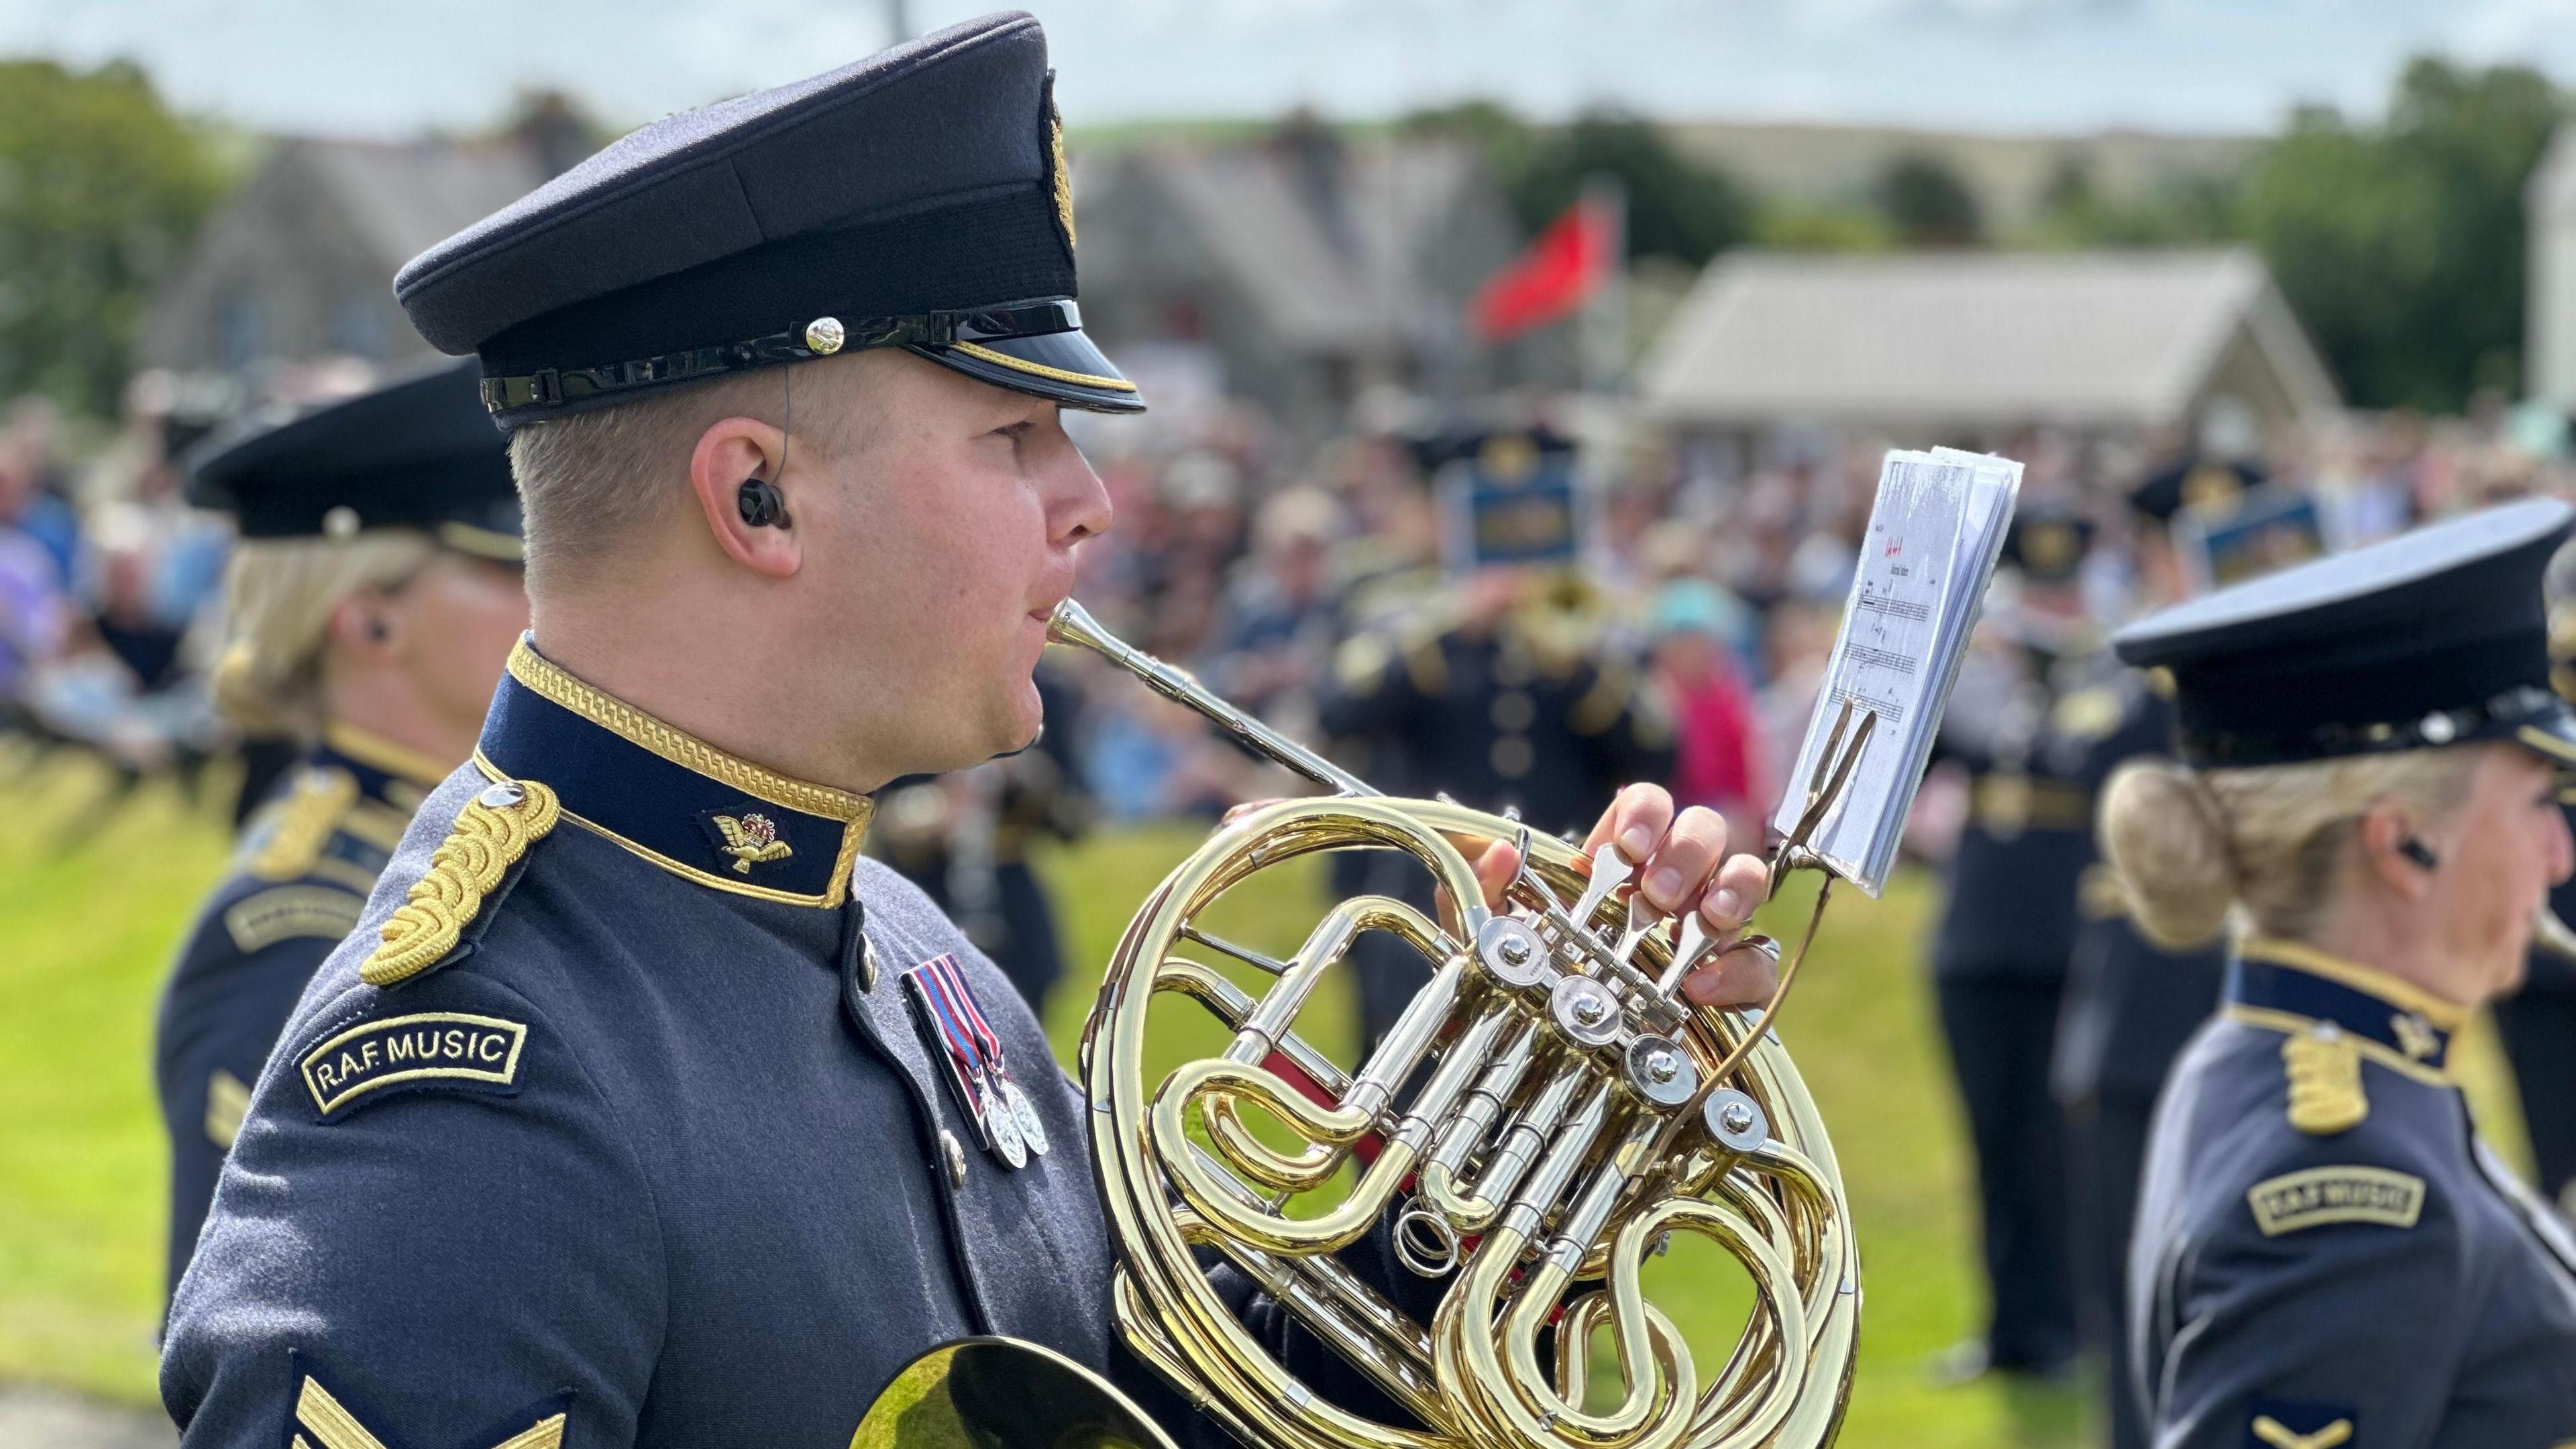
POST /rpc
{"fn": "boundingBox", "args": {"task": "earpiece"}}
[366,619,390,643]
[2398,836,2441,871]
[737,477,790,529]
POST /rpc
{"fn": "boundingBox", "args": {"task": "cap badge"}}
[712,812,793,875]
[2024,520,2079,572]
[804,317,846,356]
[2418,710,2458,745]
[1048,99,1076,251]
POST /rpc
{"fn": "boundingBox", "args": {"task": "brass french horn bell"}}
[865,600,1862,1449]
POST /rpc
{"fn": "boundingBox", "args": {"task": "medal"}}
[1002,1079,1049,1158]
[903,954,1022,1169]
[928,954,1051,1159]
[985,1083,1029,1168]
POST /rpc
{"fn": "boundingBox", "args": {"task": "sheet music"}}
[1772,448,2022,895]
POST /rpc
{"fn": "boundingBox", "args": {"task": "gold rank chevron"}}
[362,780,560,986]
[294,1375,565,1449]
[2251,1414,2353,1449]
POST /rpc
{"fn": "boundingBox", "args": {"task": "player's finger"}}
[1695,853,1772,932]
[1682,941,1779,1008]
[1472,838,1522,909]
[1583,783,1676,864]
[1640,806,1729,914]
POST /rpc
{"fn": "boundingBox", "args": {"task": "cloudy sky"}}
[3,0,2576,138]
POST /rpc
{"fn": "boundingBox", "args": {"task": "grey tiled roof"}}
[298,138,550,272]
[1642,247,2340,427]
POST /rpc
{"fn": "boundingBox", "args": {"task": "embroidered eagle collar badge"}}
[708,810,794,875]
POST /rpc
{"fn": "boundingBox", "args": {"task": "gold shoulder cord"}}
[2283,1025,2369,1135]
[248,769,360,881]
[362,780,561,987]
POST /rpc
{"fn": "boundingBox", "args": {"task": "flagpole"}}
[1578,174,1628,397]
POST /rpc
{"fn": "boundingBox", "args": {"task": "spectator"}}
[1649,578,1769,825]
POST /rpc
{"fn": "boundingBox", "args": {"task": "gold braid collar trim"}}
[361,779,560,986]
[2222,1004,2454,1087]
[505,639,871,824]
[2239,935,2471,1032]
[323,722,453,788]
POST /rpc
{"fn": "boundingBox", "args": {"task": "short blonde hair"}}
[211,531,440,740]
[506,356,875,595]
[2100,748,2481,950]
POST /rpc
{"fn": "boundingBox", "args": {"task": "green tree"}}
[1872,153,1983,247]
[1405,103,1752,266]
[2240,58,2563,411]
[0,59,229,415]
[2029,156,2243,248]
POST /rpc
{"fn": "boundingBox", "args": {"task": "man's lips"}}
[1027,583,1073,623]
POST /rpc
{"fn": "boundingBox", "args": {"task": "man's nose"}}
[1046,437,1112,547]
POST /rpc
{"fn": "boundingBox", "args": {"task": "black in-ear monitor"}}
[2398,837,2441,871]
[737,478,789,529]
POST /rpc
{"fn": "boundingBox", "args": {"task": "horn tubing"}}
[1050,598,1377,798]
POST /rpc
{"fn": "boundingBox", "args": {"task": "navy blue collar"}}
[2226,937,2465,1072]
[476,637,873,908]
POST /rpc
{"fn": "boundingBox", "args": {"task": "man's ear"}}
[688,416,799,580]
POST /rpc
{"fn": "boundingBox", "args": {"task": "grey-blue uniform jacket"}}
[162,639,1115,1448]
[154,727,448,1304]
[2131,939,2576,1448]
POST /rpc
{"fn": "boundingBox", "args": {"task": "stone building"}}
[1071,121,1570,446]
[138,104,592,381]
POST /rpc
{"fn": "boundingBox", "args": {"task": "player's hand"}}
[1466,784,1775,1008]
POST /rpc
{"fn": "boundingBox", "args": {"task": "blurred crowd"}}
[9,367,2576,844]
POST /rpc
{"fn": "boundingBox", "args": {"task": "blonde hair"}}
[2100,748,2481,950]
[210,532,439,740]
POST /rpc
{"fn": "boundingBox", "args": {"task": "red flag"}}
[1470,193,1617,342]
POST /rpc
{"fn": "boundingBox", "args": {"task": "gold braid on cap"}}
[362,780,560,986]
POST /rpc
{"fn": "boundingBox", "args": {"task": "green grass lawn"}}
[0,757,2535,1445]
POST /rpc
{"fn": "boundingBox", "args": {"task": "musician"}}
[2111,500,2576,1448]
[159,16,1778,1448]
[1323,429,1676,1052]
[153,360,525,1305]
[2048,478,2237,1449]
[2490,583,2576,1212]
[1922,504,2105,1383]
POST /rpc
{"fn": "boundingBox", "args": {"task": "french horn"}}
[863,601,1864,1449]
